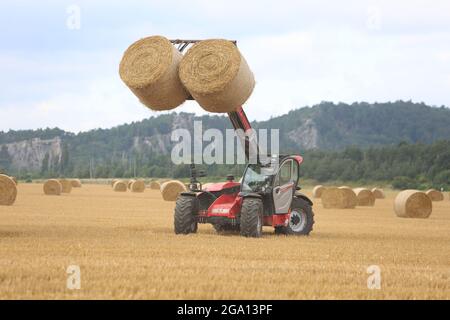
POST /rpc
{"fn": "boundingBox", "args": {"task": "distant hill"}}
[258,101,450,150]
[1,101,450,178]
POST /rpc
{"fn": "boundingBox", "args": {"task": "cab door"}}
[273,159,296,214]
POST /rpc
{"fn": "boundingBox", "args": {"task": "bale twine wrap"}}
[149,181,161,190]
[119,35,188,110]
[43,179,62,196]
[321,187,355,209]
[160,180,187,201]
[371,188,385,199]
[0,174,17,205]
[394,190,432,218]
[71,179,82,188]
[312,185,325,198]
[179,39,255,113]
[353,188,376,206]
[113,180,128,192]
[59,179,72,193]
[130,180,146,193]
[128,179,136,190]
[425,189,444,202]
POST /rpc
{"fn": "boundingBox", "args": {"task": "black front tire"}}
[240,198,263,238]
[174,195,198,235]
[275,197,314,236]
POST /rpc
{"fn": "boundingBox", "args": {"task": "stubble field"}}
[0,184,449,299]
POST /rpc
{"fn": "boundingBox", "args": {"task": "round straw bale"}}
[371,188,385,199]
[119,35,189,111]
[179,39,255,113]
[321,187,345,209]
[130,180,145,193]
[338,187,357,208]
[113,180,127,192]
[312,185,325,198]
[160,180,187,201]
[10,176,18,185]
[425,189,444,202]
[353,188,376,206]
[59,179,72,193]
[128,179,136,190]
[111,179,117,187]
[71,179,82,188]
[149,181,161,190]
[321,187,355,209]
[0,174,17,205]
[43,179,62,196]
[394,190,432,218]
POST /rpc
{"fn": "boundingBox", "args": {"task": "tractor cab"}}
[240,155,304,216]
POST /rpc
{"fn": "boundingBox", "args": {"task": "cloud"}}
[0,0,450,131]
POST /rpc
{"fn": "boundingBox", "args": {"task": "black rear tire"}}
[240,198,263,238]
[275,197,314,236]
[174,195,198,235]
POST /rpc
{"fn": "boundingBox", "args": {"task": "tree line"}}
[2,140,449,190]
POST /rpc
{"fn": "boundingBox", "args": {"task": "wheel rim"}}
[289,210,307,232]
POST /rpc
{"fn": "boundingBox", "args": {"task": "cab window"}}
[277,160,292,186]
[292,161,298,183]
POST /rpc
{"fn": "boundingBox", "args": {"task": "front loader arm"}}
[228,106,259,163]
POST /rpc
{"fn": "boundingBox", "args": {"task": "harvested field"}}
[0,184,448,299]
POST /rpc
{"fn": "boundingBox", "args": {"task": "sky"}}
[1,0,450,133]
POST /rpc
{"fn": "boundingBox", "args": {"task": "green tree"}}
[41,152,49,175]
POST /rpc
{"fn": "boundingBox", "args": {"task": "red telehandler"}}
[170,40,315,237]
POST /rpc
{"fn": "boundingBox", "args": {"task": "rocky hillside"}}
[2,137,62,171]
[1,101,450,175]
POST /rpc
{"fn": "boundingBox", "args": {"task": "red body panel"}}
[203,181,240,192]
[236,106,252,131]
[264,213,290,227]
[293,155,303,165]
[207,193,242,218]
